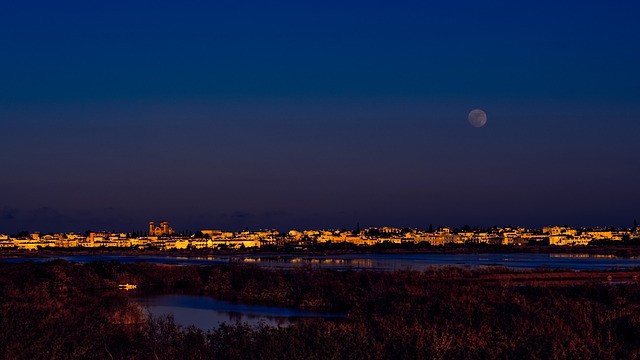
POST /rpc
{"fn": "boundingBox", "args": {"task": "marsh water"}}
[6,253,640,330]
[132,294,342,331]
[5,253,640,270]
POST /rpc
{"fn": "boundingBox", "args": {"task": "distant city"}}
[1,220,639,251]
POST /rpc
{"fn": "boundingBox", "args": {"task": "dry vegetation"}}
[1,260,640,359]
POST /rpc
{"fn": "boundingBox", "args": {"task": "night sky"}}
[1,1,639,233]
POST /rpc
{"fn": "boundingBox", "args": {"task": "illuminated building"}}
[148,221,175,236]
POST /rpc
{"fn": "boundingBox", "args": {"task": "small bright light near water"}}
[133,295,343,331]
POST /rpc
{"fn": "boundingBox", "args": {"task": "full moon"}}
[468,109,487,128]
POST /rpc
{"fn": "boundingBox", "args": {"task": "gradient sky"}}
[1,0,639,232]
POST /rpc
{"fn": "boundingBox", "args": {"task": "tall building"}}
[149,221,174,236]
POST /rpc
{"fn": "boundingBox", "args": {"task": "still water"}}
[4,253,640,270]
[133,294,341,331]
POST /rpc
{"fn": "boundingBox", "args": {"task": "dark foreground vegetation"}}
[1,261,640,359]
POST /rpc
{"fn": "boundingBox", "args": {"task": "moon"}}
[468,109,487,128]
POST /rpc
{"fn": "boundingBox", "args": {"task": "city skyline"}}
[3,221,639,251]
[2,218,638,236]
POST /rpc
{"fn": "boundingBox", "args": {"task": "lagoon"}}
[133,294,342,331]
[4,252,640,270]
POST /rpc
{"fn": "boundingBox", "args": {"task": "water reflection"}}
[133,295,342,331]
[5,253,640,270]
[549,253,616,259]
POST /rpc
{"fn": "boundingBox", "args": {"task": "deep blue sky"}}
[1,1,639,232]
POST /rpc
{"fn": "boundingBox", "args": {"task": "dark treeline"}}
[1,261,640,359]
